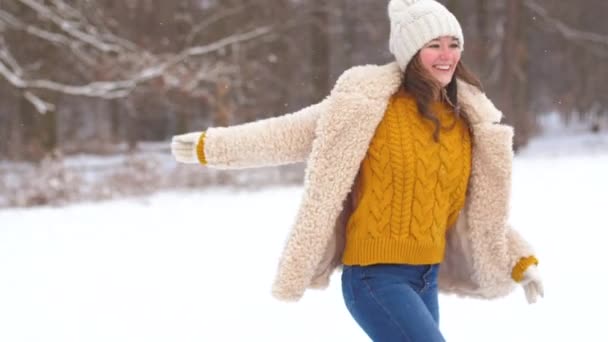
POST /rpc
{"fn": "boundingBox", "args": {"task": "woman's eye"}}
[450,44,460,48]
[428,44,440,48]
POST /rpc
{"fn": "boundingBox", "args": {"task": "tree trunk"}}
[176,111,191,134]
[213,80,231,127]
[474,0,490,77]
[341,0,356,67]
[498,0,533,150]
[18,95,43,161]
[125,99,139,151]
[310,3,330,101]
[110,99,122,144]
[42,107,58,155]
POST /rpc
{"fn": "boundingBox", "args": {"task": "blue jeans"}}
[341,264,445,342]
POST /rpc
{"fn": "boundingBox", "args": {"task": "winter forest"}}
[1,1,608,341]
[0,0,607,207]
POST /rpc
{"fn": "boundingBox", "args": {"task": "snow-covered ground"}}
[1,126,607,341]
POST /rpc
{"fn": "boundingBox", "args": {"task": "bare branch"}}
[176,26,273,63]
[0,9,81,48]
[50,0,86,21]
[0,38,54,113]
[0,26,274,102]
[185,4,249,45]
[525,1,608,47]
[24,90,55,114]
[0,8,110,69]
[0,37,23,76]
[0,59,132,98]
[17,0,134,54]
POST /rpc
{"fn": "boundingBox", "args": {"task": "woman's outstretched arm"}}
[171,99,329,169]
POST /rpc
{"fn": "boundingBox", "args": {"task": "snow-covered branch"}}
[0,37,54,112]
[185,4,249,45]
[17,0,134,54]
[525,1,608,47]
[0,56,132,98]
[0,23,273,113]
[0,5,138,69]
[0,37,22,76]
[0,9,81,49]
[24,90,55,114]
[174,26,272,65]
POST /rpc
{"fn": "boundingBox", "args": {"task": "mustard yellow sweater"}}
[341,91,472,266]
[194,92,538,281]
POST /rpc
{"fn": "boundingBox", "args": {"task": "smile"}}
[433,65,451,71]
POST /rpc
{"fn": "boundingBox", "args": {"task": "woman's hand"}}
[521,265,544,304]
[171,132,204,164]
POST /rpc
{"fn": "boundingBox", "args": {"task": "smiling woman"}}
[170,0,544,341]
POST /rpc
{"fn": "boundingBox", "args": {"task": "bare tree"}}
[0,0,277,158]
[1,0,607,162]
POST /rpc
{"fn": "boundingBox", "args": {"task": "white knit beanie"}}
[388,0,464,71]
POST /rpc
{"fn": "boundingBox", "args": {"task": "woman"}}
[171,0,544,340]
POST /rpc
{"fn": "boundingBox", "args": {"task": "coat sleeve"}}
[202,99,328,169]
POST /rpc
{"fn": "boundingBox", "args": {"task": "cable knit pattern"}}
[446,114,471,228]
[366,115,392,239]
[342,91,471,266]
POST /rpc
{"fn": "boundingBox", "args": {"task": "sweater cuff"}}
[196,132,207,165]
[511,255,539,283]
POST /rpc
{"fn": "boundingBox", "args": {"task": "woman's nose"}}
[438,46,452,59]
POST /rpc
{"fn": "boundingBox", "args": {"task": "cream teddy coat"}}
[203,62,535,302]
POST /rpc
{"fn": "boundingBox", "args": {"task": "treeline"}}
[0,0,606,161]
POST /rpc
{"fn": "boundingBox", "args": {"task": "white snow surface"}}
[1,127,607,341]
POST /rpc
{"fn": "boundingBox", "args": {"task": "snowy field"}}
[1,127,607,341]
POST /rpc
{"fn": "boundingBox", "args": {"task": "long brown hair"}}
[402,52,483,142]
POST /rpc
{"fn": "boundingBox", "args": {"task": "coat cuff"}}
[196,132,207,165]
[511,255,539,282]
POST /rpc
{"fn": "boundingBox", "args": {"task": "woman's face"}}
[419,36,462,87]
